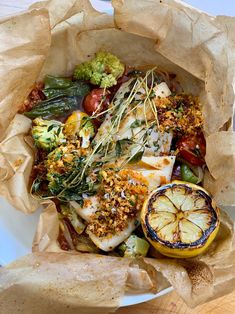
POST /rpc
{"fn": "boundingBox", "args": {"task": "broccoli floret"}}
[79,118,95,148]
[32,117,66,151]
[74,51,125,88]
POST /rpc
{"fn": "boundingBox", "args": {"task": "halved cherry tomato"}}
[176,133,206,166]
[83,88,110,116]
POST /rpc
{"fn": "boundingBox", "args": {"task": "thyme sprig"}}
[32,68,162,201]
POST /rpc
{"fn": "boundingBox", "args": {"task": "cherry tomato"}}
[83,88,110,116]
[177,133,206,166]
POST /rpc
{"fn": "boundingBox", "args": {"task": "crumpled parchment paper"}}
[0,0,235,312]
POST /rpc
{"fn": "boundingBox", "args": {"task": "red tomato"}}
[83,88,110,116]
[177,133,206,166]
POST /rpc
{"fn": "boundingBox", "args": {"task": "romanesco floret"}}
[74,51,125,88]
[32,117,66,151]
[90,72,103,86]
[73,63,93,81]
[100,74,117,88]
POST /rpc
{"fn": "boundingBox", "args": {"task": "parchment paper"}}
[0,0,235,311]
[33,203,235,306]
[31,202,235,308]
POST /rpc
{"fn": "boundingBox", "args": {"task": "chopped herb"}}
[130,119,143,128]
[115,141,122,157]
[47,124,57,132]
[115,139,134,157]
[149,90,156,98]
[134,219,140,227]
[153,141,160,151]
[128,151,144,163]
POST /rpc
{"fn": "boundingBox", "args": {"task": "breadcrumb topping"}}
[155,94,203,135]
[87,169,148,238]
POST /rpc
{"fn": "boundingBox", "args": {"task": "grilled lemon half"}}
[141,181,220,258]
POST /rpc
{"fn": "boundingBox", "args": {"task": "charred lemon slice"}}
[141,181,220,258]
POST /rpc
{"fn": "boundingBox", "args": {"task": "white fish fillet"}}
[70,196,99,222]
[128,156,176,191]
[87,219,137,252]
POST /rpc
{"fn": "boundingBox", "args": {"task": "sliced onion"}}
[60,220,74,250]
[191,165,204,184]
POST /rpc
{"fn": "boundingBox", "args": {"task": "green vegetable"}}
[118,235,150,257]
[44,75,73,89]
[130,119,143,128]
[32,117,65,151]
[79,117,95,148]
[44,146,101,201]
[60,204,85,235]
[128,151,144,163]
[115,139,134,157]
[181,163,199,184]
[25,77,90,119]
[43,79,90,99]
[25,96,83,119]
[74,51,125,88]
[115,141,122,157]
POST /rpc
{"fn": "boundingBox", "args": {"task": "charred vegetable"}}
[64,111,88,136]
[83,88,110,116]
[24,77,90,119]
[177,133,206,166]
[64,111,95,148]
[24,96,84,119]
[43,76,90,99]
[44,75,73,89]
